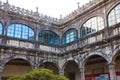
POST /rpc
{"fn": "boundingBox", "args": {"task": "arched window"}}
[0,23,3,35]
[38,30,60,46]
[63,28,78,45]
[7,24,35,41]
[108,3,120,26]
[80,17,104,38]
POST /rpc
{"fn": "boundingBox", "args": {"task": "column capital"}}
[108,62,115,65]
[108,62,115,69]
[79,67,85,73]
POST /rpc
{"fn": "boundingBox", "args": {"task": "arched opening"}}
[2,58,32,80]
[84,55,109,80]
[114,50,120,78]
[107,3,120,26]
[80,16,104,38]
[38,30,60,46]
[62,28,78,45]
[64,60,80,80]
[39,62,59,74]
[7,23,35,41]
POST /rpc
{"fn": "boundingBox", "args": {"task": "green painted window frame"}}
[38,30,60,46]
[63,28,78,45]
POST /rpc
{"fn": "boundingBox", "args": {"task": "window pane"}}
[7,24,35,41]
[39,30,60,46]
[63,29,77,45]
[108,4,120,26]
[80,17,104,38]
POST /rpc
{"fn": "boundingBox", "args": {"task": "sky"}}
[1,0,91,18]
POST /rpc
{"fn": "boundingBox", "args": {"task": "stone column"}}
[0,66,4,80]
[59,69,64,76]
[108,62,116,80]
[80,68,85,80]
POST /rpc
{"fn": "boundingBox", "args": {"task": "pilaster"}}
[80,67,85,80]
[108,62,116,80]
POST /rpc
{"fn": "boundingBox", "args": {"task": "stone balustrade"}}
[0,25,119,54]
[0,0,105,25]
[62,0,104,23]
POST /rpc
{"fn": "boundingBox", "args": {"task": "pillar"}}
[108,62,116,80]
[59,69,64,76]
[80,67,85,80]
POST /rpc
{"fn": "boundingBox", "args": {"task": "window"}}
[80,17,104,38]
[63,28,78,45]
[0,23,3,35]
[108,3,120,26]
[7,24,35,41]
[38,30,60,46]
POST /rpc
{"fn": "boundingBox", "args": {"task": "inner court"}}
[0,0,120,80]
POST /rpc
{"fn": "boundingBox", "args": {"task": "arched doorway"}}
[39,62,59,74]
[84,55,109,80]
[2,58,32,80]
[114,50,120,79]
[64,60,80,80]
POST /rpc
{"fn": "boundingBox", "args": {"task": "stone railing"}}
[39,45,61,53]
[0,0,105,25]
[64,31,105,52]
[0,1,61,25]
[62,0,104,23]
[0,25,119,54]
[6,39,35,49]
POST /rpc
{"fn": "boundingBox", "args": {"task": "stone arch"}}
[38,60,59,74]
[61,58,79,70]
[62,60,80,80]
[81,51,108,68]
[39,28,59,35]
[111,46,120,78]
[111,45,120,62]
[2,57,33,80]
[38,59,60,70]
[8,20,36,32]
[62,26,78,35]
[62,60,79,70]
[1,55,33,68]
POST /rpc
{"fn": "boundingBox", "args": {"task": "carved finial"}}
[36,7,38,12]
[6,0,9,3]
[60,14,62,19]
[77,2,80,8]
